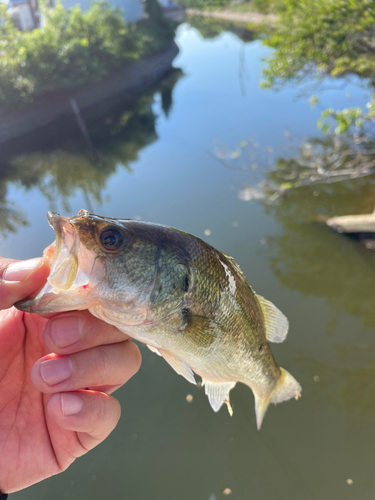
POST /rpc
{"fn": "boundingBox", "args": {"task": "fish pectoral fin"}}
[202,380,236,416]
[256,295,289,343]
[147,344,162,356]
[159,350,196,385]
[254,367,301,430]
[181,315,218,348]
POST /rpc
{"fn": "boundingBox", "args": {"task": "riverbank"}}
[186,8,277,25]
[0,41,179,148]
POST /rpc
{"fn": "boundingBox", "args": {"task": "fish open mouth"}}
[16,211,99,314]
[47,212,82,290]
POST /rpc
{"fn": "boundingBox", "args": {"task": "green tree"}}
[186,14,260,41]
[261,0,375,132]
[174,0,231,10]
[0,0,175,108]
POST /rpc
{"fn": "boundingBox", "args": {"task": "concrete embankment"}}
[186,8,277,25]
[0,40,179,147]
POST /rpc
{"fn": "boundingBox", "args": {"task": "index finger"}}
[42,310,131,355]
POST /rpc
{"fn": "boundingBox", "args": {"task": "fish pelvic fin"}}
[254,368,301,430]
[147,344,162,356]
[158,349,196,385]
[203,380,236,416]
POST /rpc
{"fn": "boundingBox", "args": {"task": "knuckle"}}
[93,345,110,383]
[95,396,108,427]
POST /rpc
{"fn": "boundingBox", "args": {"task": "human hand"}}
[0,257,141,493]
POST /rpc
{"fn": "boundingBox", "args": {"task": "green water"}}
[2,21,375,500]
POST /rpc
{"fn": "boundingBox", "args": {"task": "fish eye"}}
[99,227,126,253]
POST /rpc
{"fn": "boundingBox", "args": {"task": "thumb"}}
[0,257,51,310]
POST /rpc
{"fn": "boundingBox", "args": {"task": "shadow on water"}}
[0,68,183,237]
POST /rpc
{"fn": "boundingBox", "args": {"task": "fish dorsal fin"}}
[256,295,289,343]
[147,344,162,356]
[158,349,196,385]
[202,380,236,415]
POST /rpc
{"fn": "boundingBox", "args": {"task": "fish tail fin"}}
[254,368,301,430]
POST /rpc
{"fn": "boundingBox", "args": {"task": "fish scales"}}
[16,210,301,428]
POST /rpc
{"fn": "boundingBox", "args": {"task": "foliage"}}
[174,0,232,10]
[261,0,375,133]
[0,0,175,108]
[176,0,283,13]
[186,14,260,41]
[316,98,375,134]
[229,0,285,14]
[262,0,375,87]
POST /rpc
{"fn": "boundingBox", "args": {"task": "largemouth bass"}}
[17,210,301,428]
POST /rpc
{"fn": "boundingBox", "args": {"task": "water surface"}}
[5,22,375,500]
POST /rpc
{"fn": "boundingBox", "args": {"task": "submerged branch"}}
[213,132,375,203]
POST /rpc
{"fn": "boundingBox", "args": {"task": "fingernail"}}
[3,258,41,282]
[40,357,73,386]
[50,316,84,348]
[61,393,83,416]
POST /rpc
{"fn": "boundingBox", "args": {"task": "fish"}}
[17,209,301,429]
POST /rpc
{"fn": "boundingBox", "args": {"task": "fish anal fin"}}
[203,380,236,415]
[256,295,289,343]
[159,349,196,385]
[254,368,301,430]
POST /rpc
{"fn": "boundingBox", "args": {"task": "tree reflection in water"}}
[186,15,261,43]
[264,176,375,329]
[0,68,183,237]
[261,134,375,329]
